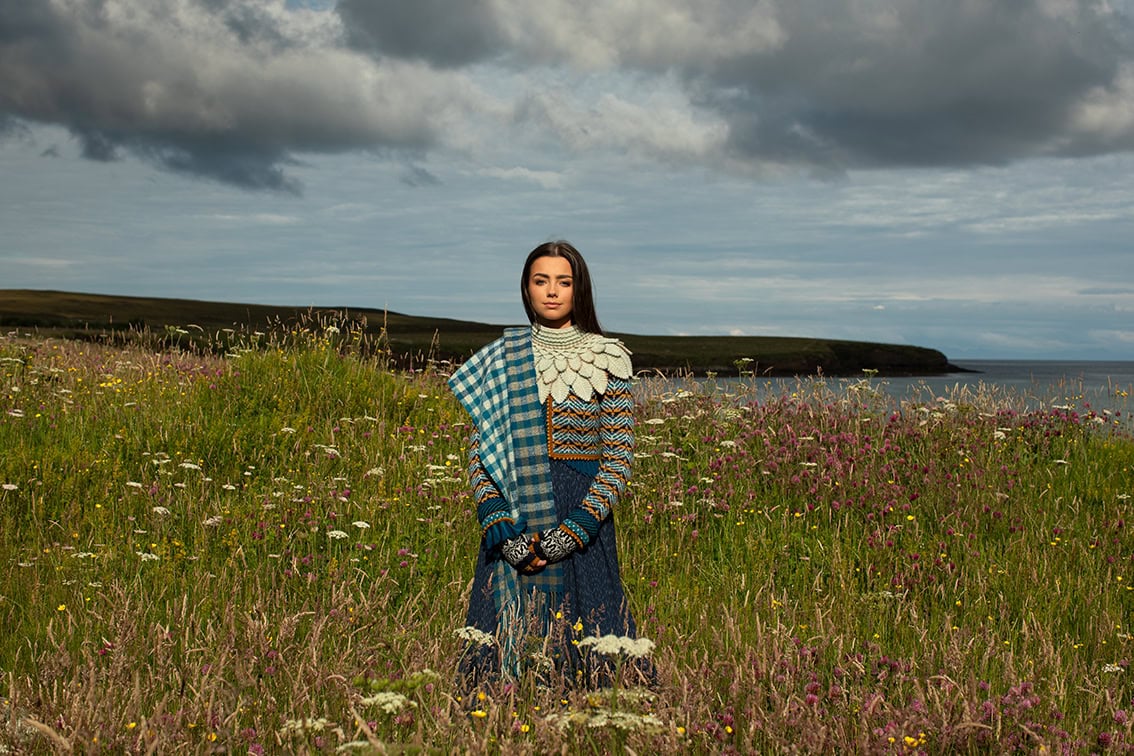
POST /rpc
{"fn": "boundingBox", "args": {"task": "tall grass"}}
[1,319,1131,753]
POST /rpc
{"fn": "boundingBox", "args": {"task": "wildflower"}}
[152,506,171,516]
[455,626,495,647]
[326,530,349,540]
[279,717,331,735]
[203,515,223,526]
[352,521,371,529]
[179,461,201,470]
[1,483,17,491]
[126,481,143,488]
[577,634,655,659]
[545,709,664,733]
[470,710,488,719]
[360,691,417,715]
[136,552,160,562]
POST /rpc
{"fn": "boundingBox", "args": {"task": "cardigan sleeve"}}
[467,430,524,550]
[558,376,635,548]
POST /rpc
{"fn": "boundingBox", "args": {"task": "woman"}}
[449,241,643,685]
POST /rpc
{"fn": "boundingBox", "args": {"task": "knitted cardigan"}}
[465,326,635,551]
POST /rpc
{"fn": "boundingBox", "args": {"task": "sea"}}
[670,360,1134,428]
[867,359,1134,402]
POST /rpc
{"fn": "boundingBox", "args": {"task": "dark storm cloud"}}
[3,0,1133,190]
[137,138,305,193]
[337,0,502,67]
[699,1,1134,170]
[0,0,463,192]
[332,0,1134,171]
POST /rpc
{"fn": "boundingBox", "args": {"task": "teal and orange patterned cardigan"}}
[461,328,635,554]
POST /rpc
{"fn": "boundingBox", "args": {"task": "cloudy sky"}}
[2,0,1134,360]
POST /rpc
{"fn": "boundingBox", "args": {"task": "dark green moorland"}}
[0,289,959,376]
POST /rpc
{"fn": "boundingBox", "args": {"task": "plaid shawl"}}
[449,327,563,615]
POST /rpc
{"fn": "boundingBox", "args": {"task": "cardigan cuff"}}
[559,517,593,548]
[483,517,524,552]
[478,497,526,551]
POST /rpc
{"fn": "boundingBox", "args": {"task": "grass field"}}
[1,316,1131,753]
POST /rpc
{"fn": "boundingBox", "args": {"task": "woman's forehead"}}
[530,256,573,278]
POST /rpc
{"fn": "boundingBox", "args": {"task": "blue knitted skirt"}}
[459,458,644,685]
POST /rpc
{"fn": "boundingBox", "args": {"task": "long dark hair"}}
[520,240,604,335]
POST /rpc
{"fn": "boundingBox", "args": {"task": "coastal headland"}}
[0,289,960,377]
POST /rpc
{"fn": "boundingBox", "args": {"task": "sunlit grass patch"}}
[1,323,1132,752]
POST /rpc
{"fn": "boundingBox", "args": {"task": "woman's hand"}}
[526,550,547,571]
[500,534,547,573]
[532,527,577,564]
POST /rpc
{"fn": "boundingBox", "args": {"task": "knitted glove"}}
[500,534,538,573]
[532,526,580,564]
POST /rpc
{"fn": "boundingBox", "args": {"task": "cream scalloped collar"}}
[531,325,633,403]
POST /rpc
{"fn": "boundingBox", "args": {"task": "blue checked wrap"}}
[448,327,563,616]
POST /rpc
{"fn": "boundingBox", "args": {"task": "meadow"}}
[1,317,1131,753]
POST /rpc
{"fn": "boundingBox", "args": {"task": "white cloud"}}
[492,0,785,70]
[1071,63,1134,143]
[478,167,566,190]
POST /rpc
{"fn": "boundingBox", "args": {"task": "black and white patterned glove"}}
[532,527,578,564]
[500,534,537,572]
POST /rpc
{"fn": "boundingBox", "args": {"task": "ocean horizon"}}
[678,359,1134,429]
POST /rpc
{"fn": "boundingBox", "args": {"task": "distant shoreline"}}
[2,288,960,377]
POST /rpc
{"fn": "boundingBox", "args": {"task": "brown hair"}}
[520,240,604,334]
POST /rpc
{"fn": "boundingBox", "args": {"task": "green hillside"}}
[0,289,958,376]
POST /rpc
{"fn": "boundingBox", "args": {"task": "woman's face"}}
[527,255,575,328]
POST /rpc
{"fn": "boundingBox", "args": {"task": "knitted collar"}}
[531,324,633,403]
